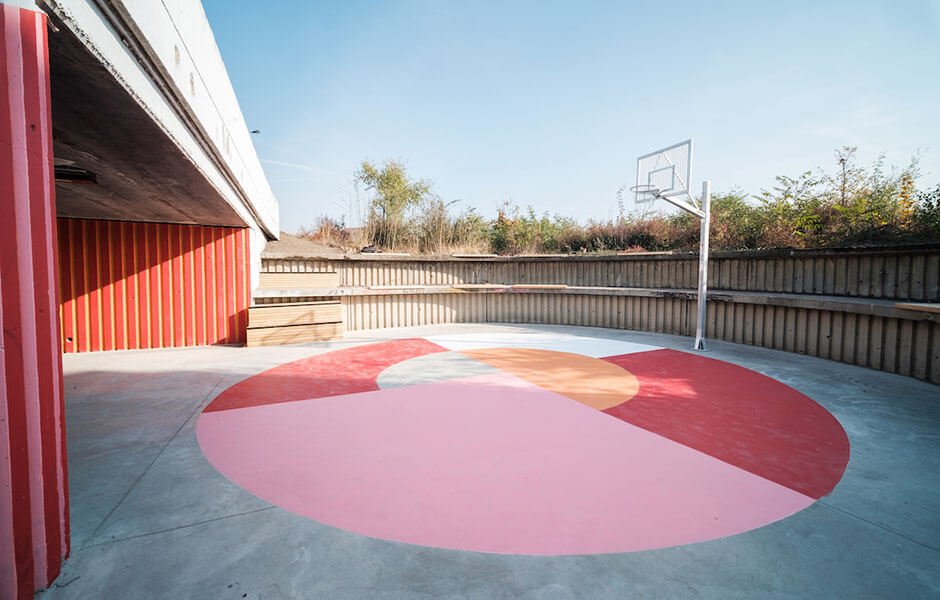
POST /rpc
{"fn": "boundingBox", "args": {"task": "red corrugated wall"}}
[57,219,251,353]
[1,6,70,599]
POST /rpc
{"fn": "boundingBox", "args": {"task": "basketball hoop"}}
[632,139,712,352]
[629,184,661,204]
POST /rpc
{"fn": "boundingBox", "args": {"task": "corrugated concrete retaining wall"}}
[260,247,940,384]
[263,248,939,301]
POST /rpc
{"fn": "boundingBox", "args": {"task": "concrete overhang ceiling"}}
[47,18,244,227]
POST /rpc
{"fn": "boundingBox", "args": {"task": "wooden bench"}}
[246,300,343,347]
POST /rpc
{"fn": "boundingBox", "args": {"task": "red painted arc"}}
[602,349,850,500]
[203,339,850,502]
[204,338,449,413]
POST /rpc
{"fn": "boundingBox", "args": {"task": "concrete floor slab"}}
[40,324,940,599]
[88,422,271,545]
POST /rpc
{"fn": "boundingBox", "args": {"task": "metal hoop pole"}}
[694,180,711,350]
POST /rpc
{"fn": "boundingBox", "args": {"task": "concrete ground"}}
[40,324,939,599]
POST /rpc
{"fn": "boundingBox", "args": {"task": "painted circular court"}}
[196,332,850,555]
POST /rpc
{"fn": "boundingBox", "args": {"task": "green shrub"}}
[913,184,940,233]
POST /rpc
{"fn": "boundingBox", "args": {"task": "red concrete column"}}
[1,5,69,599]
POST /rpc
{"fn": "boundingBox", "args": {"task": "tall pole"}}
[694,180,712,350]
[839,157,847,206]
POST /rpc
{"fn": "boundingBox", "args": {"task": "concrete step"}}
[248,301,342,328]
[246,300,343,347]
[246,322,344,347]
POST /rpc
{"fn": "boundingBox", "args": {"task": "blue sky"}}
[203,0,940,233]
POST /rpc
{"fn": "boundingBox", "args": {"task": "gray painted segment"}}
[377,352,499,389]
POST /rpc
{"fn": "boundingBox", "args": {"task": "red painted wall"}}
[57,219,251,353]
[1,6,70,599]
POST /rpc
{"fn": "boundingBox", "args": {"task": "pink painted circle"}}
[196,337,849,555]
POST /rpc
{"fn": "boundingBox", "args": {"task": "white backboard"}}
[636,139,693,203]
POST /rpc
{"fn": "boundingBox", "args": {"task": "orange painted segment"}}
[461,348,639,410]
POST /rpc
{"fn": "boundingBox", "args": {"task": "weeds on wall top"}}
[299,149,940,255]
